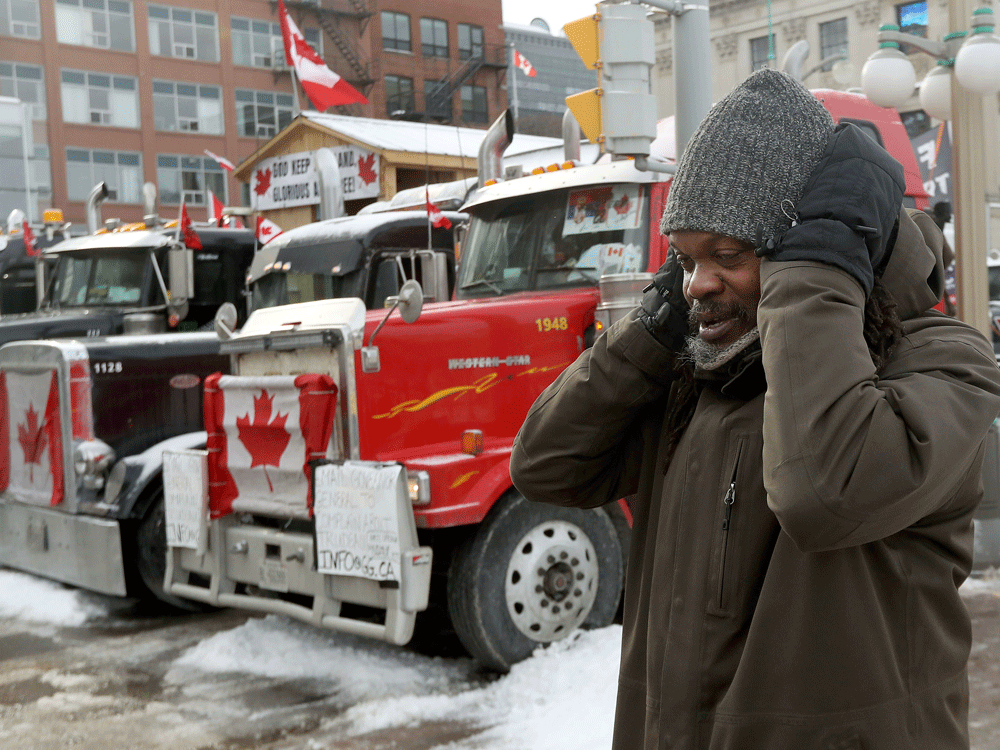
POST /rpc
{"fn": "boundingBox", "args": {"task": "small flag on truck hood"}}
[426,189,452,229]
[256,216,283,245]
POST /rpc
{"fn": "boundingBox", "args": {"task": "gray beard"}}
[683,328,760,371]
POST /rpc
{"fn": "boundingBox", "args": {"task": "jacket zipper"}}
[718,442,742,610]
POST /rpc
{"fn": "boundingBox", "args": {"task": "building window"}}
[421,18,448,58]
[458,23,484,60]
[231,16,320,69]
[381,11,410,52]
[156,153,226,206]
[65,147,142,203]
[425,79,451,120]
[819,18,848,72]
[31,144,51,199]
[750,34,774,72]
[148,4,218,62]
[60,70,139,128]
[235,88,295,137]
[55,0,135,52]
[0,0,40,39]
[1,62,45,120]
[461,84,487,124]
[385,75,414,116]
[152,80,222,134]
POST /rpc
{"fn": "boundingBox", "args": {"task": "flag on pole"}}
[203,149,235,172]
[21,221,38,257]
[277,0,368,110]
[179,203,202,249]
[256,216,283,245]
[208,190,225,225]
[426,189,452,229]
[513,49,537,77]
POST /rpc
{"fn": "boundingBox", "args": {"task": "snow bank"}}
[0,570,109,626]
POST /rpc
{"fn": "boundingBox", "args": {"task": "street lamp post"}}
[861,1,1000,338]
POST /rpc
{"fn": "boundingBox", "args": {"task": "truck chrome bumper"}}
[0,500,127,596]
[166,516,433,645]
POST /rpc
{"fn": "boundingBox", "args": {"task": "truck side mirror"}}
[214,302,238,340]
[361,279,423,373]
[168,245,194,312]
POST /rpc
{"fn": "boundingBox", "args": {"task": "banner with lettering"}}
[251,151,321,210]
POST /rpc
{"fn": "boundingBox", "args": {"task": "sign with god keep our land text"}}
[313,462,405,582]
[162,450,209,554]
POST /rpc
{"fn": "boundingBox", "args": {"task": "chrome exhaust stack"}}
[477,109,514,187]
[86,182,110,234]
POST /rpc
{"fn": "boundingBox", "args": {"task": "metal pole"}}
[670,3,712,158]
[951,0,991,338]
[508,43,519,124]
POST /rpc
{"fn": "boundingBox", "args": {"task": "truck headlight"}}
[74,439,115,490]
[407,470,431,506]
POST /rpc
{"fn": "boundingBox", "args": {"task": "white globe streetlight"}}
[918,62,954,121]
[860,32,916,109]
[955,7,1000,95]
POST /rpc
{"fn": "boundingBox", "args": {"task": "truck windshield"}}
[457,183,649,299]
[251,270,363,311]
[50,250,148,307]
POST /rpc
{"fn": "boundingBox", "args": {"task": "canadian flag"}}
[207,189,225,225]
[203,149,235,172]
[426,189,452,229]
[277,0,368,110]
[514,49,537,77]
[256,216,283,245]
[179,203,202,250]
[0,369,64,506]
[21,220,38,256]
[203,373,337,519]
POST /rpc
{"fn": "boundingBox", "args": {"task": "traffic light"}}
[564,3,657,157]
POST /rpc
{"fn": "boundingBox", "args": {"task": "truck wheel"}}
[134,487,213,612]
[447,492,623,672]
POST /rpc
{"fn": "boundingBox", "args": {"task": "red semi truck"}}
[163,93,928,671]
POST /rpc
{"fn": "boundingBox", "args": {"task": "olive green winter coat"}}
[510,209,1000,749]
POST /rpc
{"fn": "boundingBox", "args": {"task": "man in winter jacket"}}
[509,69,1000,749]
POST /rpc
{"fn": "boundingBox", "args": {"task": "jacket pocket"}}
[705,433,769,617]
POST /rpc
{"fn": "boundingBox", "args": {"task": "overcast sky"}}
[501,0,598,35]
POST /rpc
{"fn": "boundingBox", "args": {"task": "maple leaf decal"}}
[254,167,272,197]
[236,390,290,492]
[357,154,377,186]
[17,403,47,483]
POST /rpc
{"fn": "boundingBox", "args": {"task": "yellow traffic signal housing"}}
[565,90,602,144]
[564,14,600,70]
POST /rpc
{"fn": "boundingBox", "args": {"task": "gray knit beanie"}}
[661,69,835,244]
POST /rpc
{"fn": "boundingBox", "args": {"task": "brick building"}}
[0,0,506,227]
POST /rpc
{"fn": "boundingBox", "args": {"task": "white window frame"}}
[147,4,219,62]
[55,0,135,52]
[156,153,226,207]
[1,61,46,120]
[60,69,139,129]
[1,0,41,39]
[152,80,223,135]
[231,16,321,69]
[235,88,296,138]
[65,147,142,204]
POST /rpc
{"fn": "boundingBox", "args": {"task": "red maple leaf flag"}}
[256,216,283,245]
[426,189,452,229]
[357,153,378,186]
[178,203,202,250]
[17,403,47,483]
[277,0,368,109]
[514,49,537,77]
[208,189,225,225]
[203,149,235,172]
[254,167,272,197]
[235,390,291,492]
[22,221,38,256]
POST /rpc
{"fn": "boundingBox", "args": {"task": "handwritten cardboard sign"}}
[162,450,209,553]
[313,462,405,581]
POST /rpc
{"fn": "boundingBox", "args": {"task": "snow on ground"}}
[0,570,111,626]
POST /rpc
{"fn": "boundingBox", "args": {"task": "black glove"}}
[637,252,689,351]
[758,122,905,297]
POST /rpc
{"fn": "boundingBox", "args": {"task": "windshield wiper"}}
[460,278,504,296]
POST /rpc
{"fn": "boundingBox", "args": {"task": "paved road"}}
[0,581,997,750]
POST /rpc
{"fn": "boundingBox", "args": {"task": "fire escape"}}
[276,0,376,115]
[422,45,507,124]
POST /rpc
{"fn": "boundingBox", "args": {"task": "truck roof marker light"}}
[561,161,576,170]
[461,429,484,456]
[282,262,291,271]
[546,163,561,172]
[484,178,498,187]
[531,166,546,176]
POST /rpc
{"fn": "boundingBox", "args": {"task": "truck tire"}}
[447,491,623,672]
[134,486,213,612]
